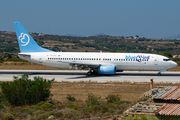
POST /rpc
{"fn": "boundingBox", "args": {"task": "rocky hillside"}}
[0,31,180,55]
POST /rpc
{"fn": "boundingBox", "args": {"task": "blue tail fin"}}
[14,22,53,53]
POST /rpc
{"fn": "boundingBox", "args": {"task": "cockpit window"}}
[163,59,171,61]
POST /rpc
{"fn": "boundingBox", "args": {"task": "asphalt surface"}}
[0,70,180,83]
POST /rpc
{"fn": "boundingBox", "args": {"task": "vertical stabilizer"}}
[14,22,53,53]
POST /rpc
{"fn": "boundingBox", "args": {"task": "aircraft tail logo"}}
[14,22,53,53]
[18,32,30,46]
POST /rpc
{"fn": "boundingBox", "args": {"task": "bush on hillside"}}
[161,52,173,58]
[105,94,121,103]
[1,74,54,106]
[66,94,76,101]
[86,93,101,105]
[0,57,4,63]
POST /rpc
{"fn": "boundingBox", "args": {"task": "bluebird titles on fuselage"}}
[125,55,150,62]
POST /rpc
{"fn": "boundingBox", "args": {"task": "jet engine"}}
[98,66,116,74]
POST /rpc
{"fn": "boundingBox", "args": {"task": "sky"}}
[1,0,180,39]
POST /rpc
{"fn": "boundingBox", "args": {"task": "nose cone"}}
[172,61,178,68]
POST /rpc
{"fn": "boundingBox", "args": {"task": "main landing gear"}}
[157,72,161,76]
[86,69,98,76]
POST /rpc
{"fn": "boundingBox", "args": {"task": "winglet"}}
[14,22,53,53]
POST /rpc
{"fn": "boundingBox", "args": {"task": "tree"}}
[121,36,125,39]
[0,57,4,61]
[37,41,45,46]
[174,41,179,46]
[161,52,173,58]
[0,56,4,63]
[174,42,179,47]
[135,35,139,38]
[1,74,54,106]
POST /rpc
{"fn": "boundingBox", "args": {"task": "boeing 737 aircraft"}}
[14,22,177,76]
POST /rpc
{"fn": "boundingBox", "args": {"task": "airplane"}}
[14,22,177,76]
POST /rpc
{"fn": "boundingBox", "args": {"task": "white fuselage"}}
[18,52,177,71]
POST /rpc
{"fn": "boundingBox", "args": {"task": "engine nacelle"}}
[98,66,116,74]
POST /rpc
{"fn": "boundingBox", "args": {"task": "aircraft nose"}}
[172,61,178,68]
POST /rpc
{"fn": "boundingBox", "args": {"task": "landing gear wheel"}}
[92,71,98,76]
[87,72,92,76]
[158,72,161,76]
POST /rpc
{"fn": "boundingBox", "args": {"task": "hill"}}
[163,33,180,40]
[0,31,180,55]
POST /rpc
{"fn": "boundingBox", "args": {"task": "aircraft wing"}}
[58,61,102,69]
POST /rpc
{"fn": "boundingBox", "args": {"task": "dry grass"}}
[168,65,180,71]
[50,82,179,102]
[0,62,59,70]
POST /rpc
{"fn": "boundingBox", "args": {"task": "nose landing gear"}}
[157,72,161,76]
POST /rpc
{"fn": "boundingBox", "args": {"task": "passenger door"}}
[154,58,158,65]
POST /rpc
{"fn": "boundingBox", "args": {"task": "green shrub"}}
[54,112,63,118]
[0,92,7,103]
[72,105,81,110]
[92,105,101,111]
[85,93,101,105]
[105,94,121,103]
[101,105,109,113]
[66,104,75,109]
[0,57,4,61]
[1,74,54,106]
[66,94,76,101]
[63,108,80,118]
[36,111,54,120]
[2,113,14,120]
[9,58,26,62]
[85,107,93,113]
[0,103,4,109]
[23,108,33,115]
[35,101,55,110]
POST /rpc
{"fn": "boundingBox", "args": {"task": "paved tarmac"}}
[0,70,180,83]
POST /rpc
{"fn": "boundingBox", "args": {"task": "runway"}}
[0,70,180,83]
